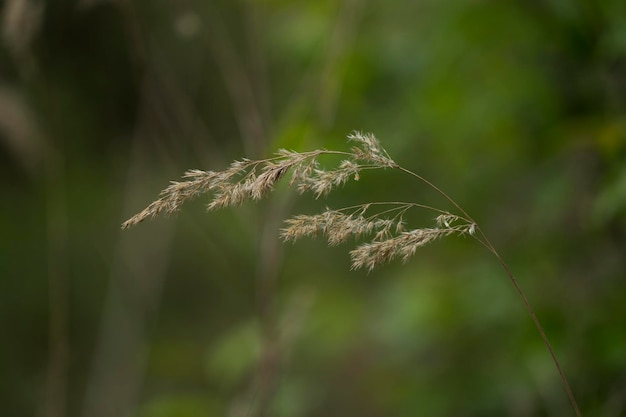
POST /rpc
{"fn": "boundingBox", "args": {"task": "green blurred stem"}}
[396,165,583,417]
[43,148,69,417]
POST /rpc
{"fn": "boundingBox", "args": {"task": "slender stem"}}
[394,165,476,222]
[477,229,582,417]
[396,164,583,417]
[335,201,460,217]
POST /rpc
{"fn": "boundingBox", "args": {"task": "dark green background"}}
[1,0,625,416]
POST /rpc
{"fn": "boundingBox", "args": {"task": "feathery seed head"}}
[348,131,396,167]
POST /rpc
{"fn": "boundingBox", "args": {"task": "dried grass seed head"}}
[121,169,220,229]
[348,131,396,167]
[349,228,445,271]
[123,132,397,229]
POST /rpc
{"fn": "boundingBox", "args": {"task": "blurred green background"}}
[1,0,625,416]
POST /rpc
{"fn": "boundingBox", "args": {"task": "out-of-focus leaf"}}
[205,319,261,387]
[593,164,626,226]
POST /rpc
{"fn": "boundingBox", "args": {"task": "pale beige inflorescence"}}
[122,132,477,271]
[281,205,475,271]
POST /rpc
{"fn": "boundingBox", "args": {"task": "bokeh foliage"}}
[1,0,625,416]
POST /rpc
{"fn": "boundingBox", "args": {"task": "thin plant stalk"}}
[396,165,583,417]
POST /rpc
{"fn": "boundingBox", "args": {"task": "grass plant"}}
[123,131,582,416]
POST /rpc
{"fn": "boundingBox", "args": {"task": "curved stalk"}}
[396,164,583,417]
